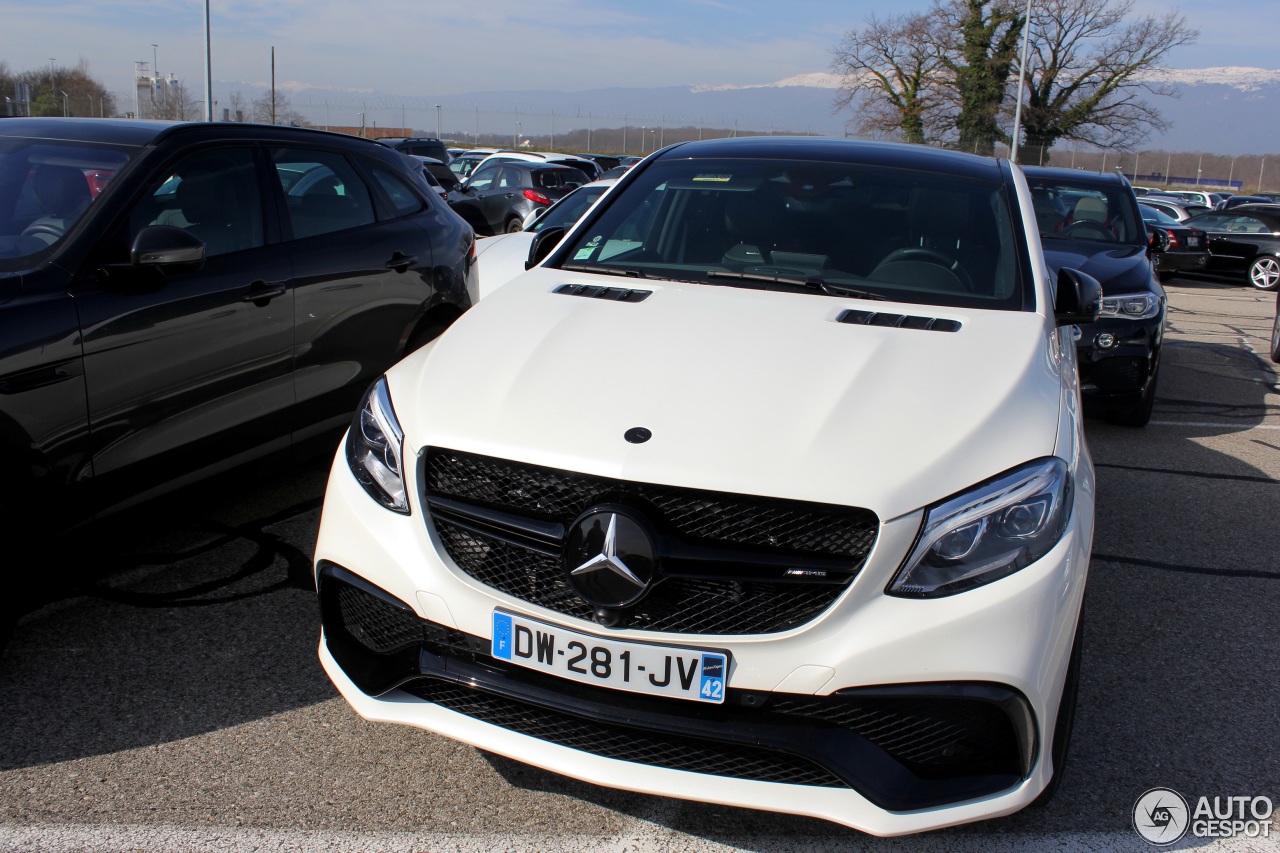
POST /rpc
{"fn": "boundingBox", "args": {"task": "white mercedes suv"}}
[313,137,1101,836]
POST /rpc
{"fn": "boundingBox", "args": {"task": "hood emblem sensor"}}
[624,427,652,444]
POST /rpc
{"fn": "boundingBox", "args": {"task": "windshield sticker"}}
[574,248,596,260]
[693,174,733,183]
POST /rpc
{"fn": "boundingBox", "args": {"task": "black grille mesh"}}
[403,678,847,788]
[335,584,421,653]
[424,448,878,634]
[771,696,1018,774]
[1083,356,1145,392]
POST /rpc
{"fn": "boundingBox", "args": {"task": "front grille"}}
[403,677,847,788]
[1083,356,1144,392]
[771,695,1020,776]
[424,448,879,635]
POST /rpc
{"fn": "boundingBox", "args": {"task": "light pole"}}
[150,45,159,117]
[1261,158,1267,193]
[435,104,441,139]
[1228,156,1239,188]
[60,91,68,117]
[1196,153,1203,187]
[515,121,521,148]
[203,0,212,121]
[1009,0,1033,163]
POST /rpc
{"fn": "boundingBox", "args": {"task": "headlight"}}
[1099,292,1160,319]
[888,458,1072,598]
[346,377,410,514]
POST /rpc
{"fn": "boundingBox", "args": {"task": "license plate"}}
[491,611,728,704]
[1187,237,1201,247]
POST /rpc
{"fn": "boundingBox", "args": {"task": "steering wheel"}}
[20,221,66,245]
[876,247,975,291]
[1060,220,1114,241]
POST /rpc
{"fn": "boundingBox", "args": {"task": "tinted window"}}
[134,147,263,258]
[368,163,425,217]
[557,157,1023,310]
[272,149,376,239]
[0,139,134,264]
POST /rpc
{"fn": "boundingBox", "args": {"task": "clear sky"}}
[4,0,1276,104]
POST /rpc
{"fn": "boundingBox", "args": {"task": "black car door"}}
[269,147,436,445]
[71,144,295,510]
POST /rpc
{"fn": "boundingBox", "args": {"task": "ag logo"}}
[1133,787,1190,845]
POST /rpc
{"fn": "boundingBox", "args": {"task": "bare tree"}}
[152,79,203,121]
[225,91,249,122]
[1014,0,1197,165]
[831,11,950,144]
[251,90,309,126]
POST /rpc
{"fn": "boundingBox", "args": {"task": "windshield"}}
[0,137,135,264]
[555,157,1025,310]
[1029,178,1142,245]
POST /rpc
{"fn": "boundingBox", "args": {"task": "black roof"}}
[650,136,1007,182]
[1021,164,1130,187]
[0,117,394,153]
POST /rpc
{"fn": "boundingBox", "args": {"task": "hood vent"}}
[838,309,962,333]
[554,283,652,303]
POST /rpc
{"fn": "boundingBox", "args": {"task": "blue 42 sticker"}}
[492,610,730,704]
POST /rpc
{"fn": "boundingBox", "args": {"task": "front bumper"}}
[1075,314,1163,402]
[314,446,1092,836]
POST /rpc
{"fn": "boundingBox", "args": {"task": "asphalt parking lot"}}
[1,274,1277,853]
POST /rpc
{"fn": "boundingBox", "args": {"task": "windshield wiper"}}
[561,263,648,279]
[705,270,887,301]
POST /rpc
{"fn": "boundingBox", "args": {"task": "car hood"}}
[389,269,1066,520]
[1041,241,1154,294]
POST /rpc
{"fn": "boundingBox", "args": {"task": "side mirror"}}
[1148,228,1170,253]
[1054,267,1102,326]
[526,226,565,270]
[130,225,205,267]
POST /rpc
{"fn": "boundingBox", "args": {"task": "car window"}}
[367,163,426,218]
[271,149,376,240]
[467,162,500,191]
[0,139,133,263]
[530,186,610,233]
[1026,179,1141,244]
[557,157,1024,310]
[1227,215,1268,234]
[134,147,264,258]
[496,167,524,189]
[535,168,589,190]
[1186,213,1231,231]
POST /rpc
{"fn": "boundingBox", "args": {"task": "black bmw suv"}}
[1024,166,1166,426]
[0,118,475,644]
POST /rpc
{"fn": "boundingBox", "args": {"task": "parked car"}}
[471,178,617,300]
[1138,195,1207,223]
[448,160,590,236]
[409,155,461,198]
[1217,195,1272,210]
[1025,166,1166,426]
[448,150,494,180]
[315,136,1101,836]
[577,153,621,171]
[375,136,452,163]
[1139,203,1209,281]
[1184,207,1280,290]
[471,150,603,181]
[1254,192,1280,203]
[1166,189,1220,208]
[0,117,474,643]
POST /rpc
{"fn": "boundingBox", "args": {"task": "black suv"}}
[0,118,474,640]
[1025,166,1166,426]
[448,160,590,235]
[376,137,452,163]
